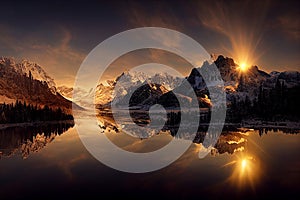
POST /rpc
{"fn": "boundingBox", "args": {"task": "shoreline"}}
[0,120,75,130]
[1,119,299,131]
[213,121,300,130]
[239,120,300,130]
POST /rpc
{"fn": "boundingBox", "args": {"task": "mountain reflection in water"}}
[96,115,299,155]
[0,121,74,159]
[0,116,299,199]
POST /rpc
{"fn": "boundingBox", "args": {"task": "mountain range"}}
[64,55,298,114]
[92,55,299,122]
[58,70,184,108]
[1,55,299,122]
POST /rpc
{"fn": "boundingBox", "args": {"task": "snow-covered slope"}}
[186,55,300,105]
[110,71,183,106]
[0,57,72,112]
[188,56,269,93]
[186,56,269,104]
[273,71,300,88]
[60,70,184,108]
[0,57,57,94]
[58,55,300,111]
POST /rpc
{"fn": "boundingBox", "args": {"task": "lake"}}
[0,121,299,199]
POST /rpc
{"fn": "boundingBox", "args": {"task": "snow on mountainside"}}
[186,55,271,104]
[0,57,72,113]
[121,55,300,110]
[188,56,269,94]
[59,70,184,108]
[19,60,57,94]
[111,71,183,106]
[58,85,95,108]
[57,86,73,101]
[275,71,300,88]
[95,83,114,105]
[186,55,300,107]
[58,55,300,110]
[0,57,57,94]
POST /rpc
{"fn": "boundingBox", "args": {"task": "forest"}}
[0,100,73,124]
[228,79,300,122]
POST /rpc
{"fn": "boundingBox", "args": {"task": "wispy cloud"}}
[277,14,300,41]
[125,1,185,31]
[0,25,25,52]
[0,25,86,87]
[124,1,190,52]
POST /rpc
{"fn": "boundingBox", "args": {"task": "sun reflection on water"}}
[224,153,261,190]
[241,159,247,170]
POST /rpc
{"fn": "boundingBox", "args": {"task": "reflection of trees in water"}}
[96,112,299,156]
[0,121,74,159]
[258,127,299,136]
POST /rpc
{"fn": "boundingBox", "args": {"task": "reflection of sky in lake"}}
[0,125,299,199]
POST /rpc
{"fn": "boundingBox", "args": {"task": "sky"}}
[0,0,299,87]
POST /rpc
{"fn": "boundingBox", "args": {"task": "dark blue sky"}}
[0,0,299,86]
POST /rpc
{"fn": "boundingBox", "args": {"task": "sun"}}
[239,63,248,71]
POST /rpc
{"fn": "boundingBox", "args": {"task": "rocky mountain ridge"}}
[0,57,72,113]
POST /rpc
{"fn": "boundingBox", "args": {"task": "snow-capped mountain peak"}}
[0,57,72,112]
[58,70,184,108]
[18,60,56,94]
[0,57,57,94]
[0,57,16,66]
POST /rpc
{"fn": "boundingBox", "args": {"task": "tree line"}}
[0,100,73,124]
[227,79,300,122]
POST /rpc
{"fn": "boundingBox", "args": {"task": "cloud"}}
[125,1,185,31]
[0,25,25,52]
[25,28,86,85]
[277,14,300,41]
[123,2,211,66]
[0,25,86,87]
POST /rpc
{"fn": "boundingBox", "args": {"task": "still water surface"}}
[0,122,299,199]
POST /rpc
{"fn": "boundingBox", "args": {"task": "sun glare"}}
[224,154,261,190]
[239,63,248,72]
[241,159,247,170]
